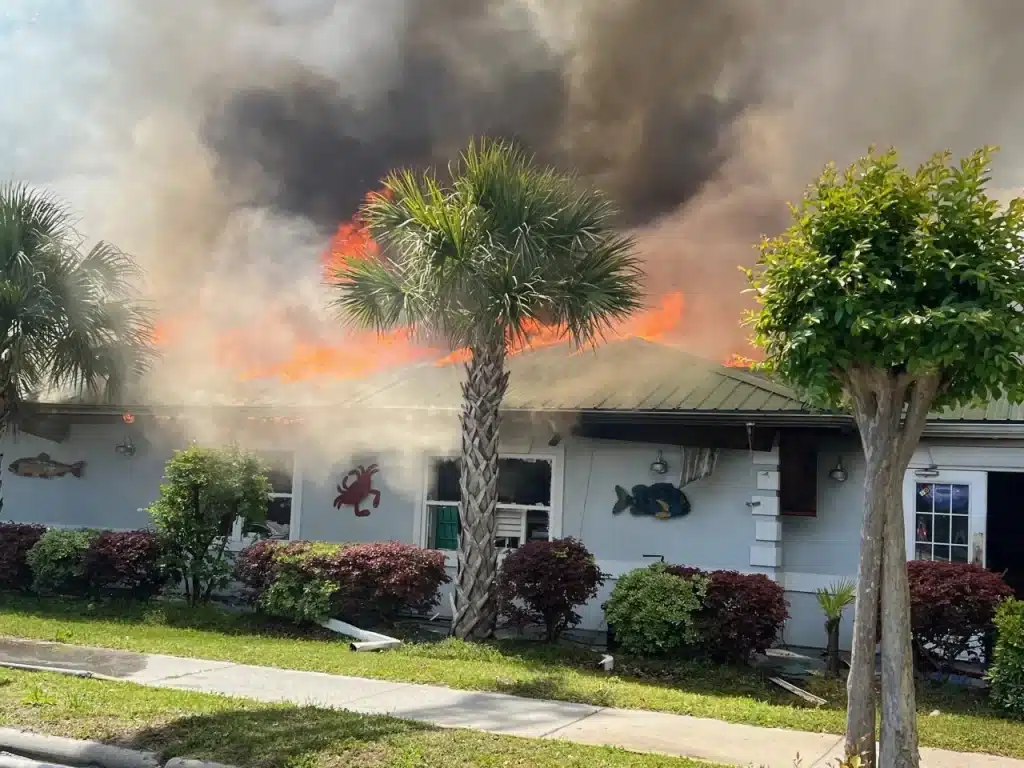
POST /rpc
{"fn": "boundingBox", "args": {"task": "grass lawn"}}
[0,669,717,768]
[1,594,1022,759]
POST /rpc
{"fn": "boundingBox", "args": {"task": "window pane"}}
[915,515,932,543]
[950,484,970,514]
[915,544,932,560]
[526,509,550,542]
[933,515,950,545]
[915,484,934,513]
[933,544,950,561]
[268,497,291,526]
[951,516,969,547]
[951,545,969,563]
[429,460,461,502]
[260,452,293,494]
[932,485,952,513]
[495,536,520,549]
[497,458,552,506]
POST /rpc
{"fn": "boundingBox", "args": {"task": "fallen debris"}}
[768,677,827,707]
[0,662,92,679]
[319,619,402,652]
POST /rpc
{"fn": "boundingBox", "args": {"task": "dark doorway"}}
[987,472,1024,595]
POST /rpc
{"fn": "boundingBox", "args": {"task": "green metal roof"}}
[340,338,806,414]
[33,338,1024,428]
[930,399,1024,423]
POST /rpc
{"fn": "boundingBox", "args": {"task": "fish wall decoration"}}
[613,483,691,520]
[8,453,85,479]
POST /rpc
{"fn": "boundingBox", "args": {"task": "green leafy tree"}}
[0,183,153,513]
[748,147,1024,768]
[333,139,643,639]
[149,445,271,606]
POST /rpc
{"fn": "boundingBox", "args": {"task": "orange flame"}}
[152,191,749,384]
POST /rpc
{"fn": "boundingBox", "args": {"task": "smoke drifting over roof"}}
[7,0,1024,406]
[200,0,756,229]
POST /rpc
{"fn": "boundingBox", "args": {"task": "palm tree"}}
[817,579,856,678]
[334,140,644,639]
[0,183,154,513]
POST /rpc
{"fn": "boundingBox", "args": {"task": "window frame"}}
[227,451,303,548]
[416,451,563,562]
[902,469,987,567]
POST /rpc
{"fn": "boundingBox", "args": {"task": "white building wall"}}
[9,418,1016,652]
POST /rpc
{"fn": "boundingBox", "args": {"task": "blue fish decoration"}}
[612,483,691,519]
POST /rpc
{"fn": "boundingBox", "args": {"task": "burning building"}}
[5,0,1024,649]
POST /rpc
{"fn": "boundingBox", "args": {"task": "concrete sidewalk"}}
[0,638,1019,768]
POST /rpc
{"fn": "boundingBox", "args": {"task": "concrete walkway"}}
[0,638,1019,768]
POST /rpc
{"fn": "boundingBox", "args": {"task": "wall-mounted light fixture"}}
[650,450,668,475]
[914,464,941,478]
[546,419,562,447]
[828,457,848,483]
[114,436,136,457]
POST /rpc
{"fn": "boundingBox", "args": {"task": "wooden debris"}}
[768,676,827,707]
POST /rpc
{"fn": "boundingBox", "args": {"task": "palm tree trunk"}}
[825,617,842,678]
[452,342,509,641]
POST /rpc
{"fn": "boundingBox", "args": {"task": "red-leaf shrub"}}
[0,523,46,591]
[236,540,450,625]
[666,566,790,663]
[329,542,450,624]
[235,539,292,597]
[907,560,1013,670]
[498,538,605,641]
[84,530,169,600]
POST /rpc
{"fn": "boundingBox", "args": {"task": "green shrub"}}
[26,528,100,595]
[604,564,708,656]
[148,445,271,606]
[989,598,1024,716]
[243,540,450,626]
[259,545,341,624]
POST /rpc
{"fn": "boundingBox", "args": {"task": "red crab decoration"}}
[333,463,381,517]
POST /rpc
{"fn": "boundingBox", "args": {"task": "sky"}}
[0,0,113,200]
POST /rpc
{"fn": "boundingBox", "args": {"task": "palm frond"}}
[0,183,154,417]
[332,138,644,351]
[815,579,856,621]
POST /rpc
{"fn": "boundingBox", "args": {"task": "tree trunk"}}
[845,451,890,766]
[880,490,920,768]
[844,369,940,768]
[825,617,842,678]
[452,342,509,640]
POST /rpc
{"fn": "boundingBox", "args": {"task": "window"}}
[425,456,553,551]
[779,431,818,517]
[914,482,970,563]
[228,451,295,543]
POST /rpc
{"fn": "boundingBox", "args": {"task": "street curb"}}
[0,755,77,767]
[0,729,160,768]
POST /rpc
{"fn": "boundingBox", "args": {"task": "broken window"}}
[425,456,553,550]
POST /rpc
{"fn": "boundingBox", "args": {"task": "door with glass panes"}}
[902,470,987,566]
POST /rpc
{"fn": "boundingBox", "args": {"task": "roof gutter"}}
[24,403,1024,438]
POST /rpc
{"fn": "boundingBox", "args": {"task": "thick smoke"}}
[7,0,1024,436]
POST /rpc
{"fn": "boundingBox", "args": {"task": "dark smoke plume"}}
[203,0,757,229]
[7,0,1024,412]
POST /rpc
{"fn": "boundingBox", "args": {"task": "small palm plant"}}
[816,579,856,678]
[334,139,643,639]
